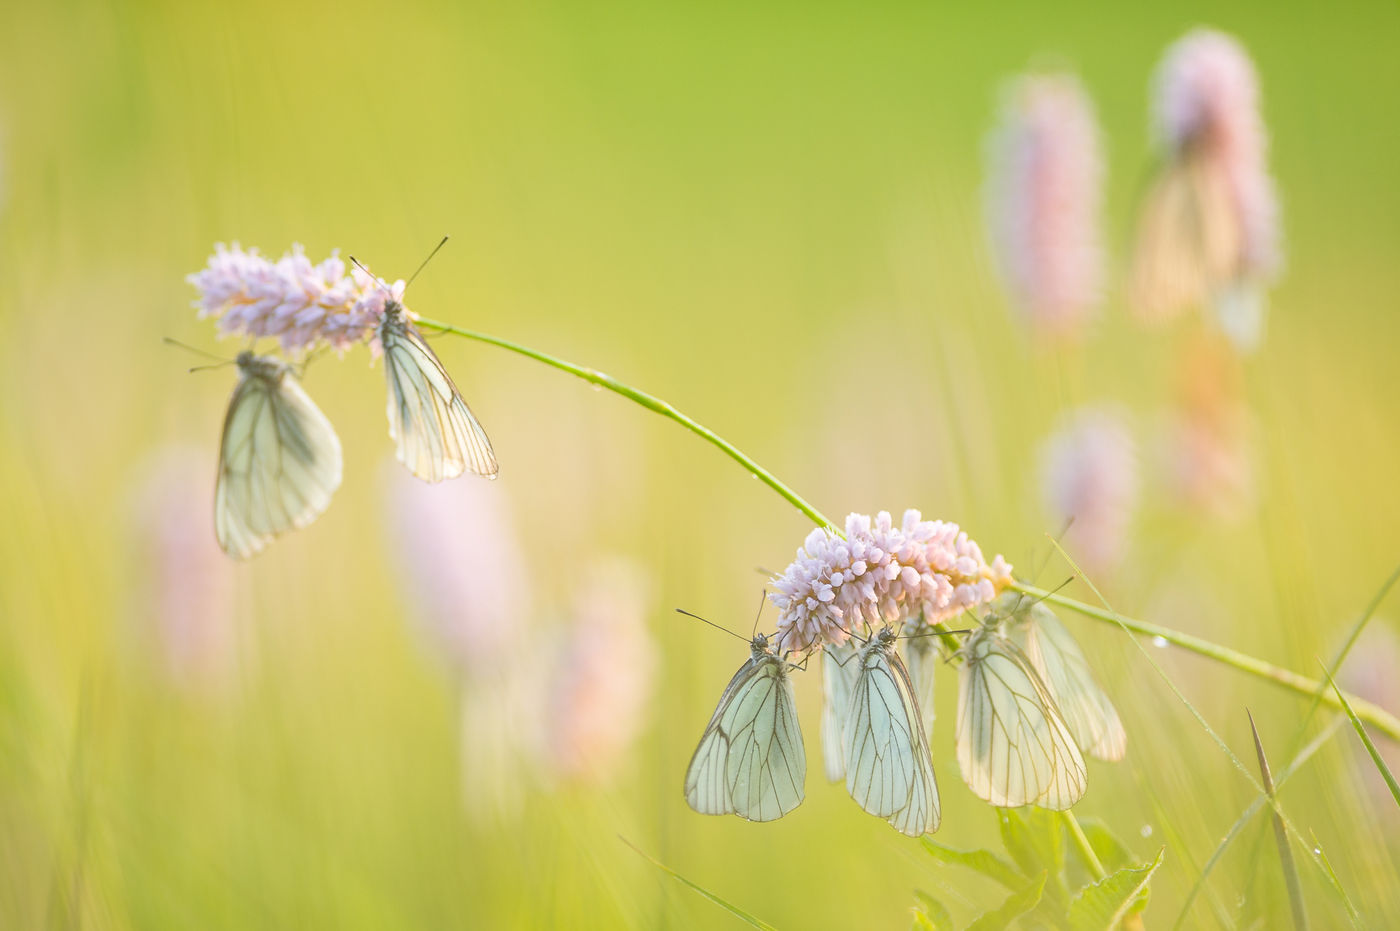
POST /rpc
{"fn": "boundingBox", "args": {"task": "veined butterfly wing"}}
[900,627,938,743]
[956,626,1086,810]
[1005,600,1126,762]
[379,304,498,483]
[684,635,806,821]
[215,352,343,559]
[820,640,860,781]
[844,629,940,836]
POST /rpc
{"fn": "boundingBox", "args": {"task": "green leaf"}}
[619,836,778,931]
[921,838,1023,890]
[912,893,955,931]
[1072,818,1137,874]
[968,872,1048,931]
[1066,848,1164,930]
[998,808,1068,911]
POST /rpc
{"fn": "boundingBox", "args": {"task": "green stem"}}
[423,319,1398,743]
[1012,582,1400,742]
[415,317,835,530]
[1062,811,1106,881]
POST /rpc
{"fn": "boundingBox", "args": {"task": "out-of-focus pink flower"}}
[1039,407,1139,575]
[1157,335,1255,519]
[129,446,239,691]
[188,243,404,355]
[769,510,1013,654]
[1130,29,1281,350]
[985,71,1104,343]
[540,559,658,783]
[382,462,528,673]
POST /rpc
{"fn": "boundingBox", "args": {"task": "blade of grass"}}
[1321,666,1400,810]
[1041,539,1360,926]
[1247,710,1308,931]
[1176,717,1344,925]
[619,836,778,931]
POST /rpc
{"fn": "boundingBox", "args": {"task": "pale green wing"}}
[844,636,940,836]
[820,641,860,781]
[684,652,806,821]
[215,364,343,559]
[900,634,938,744]
[956,627,1086,810]
[382,319,498,483]
[1006,603,1126,762]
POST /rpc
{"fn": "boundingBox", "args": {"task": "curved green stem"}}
[1012,582,1400,742]
[423,318,1397,742]
[1062,811,1106,881]
[415,317,835,530]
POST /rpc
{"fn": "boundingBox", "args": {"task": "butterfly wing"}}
[382,318,498,483]
[1007,604,1126,762]
[684,652,806,821]
[901,634,938,743]
[956,628,1087,810]
[844,638,940,836]
[820,641,860,781]
[215,364,343,559]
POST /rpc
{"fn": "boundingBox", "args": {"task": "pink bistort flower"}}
[985,71,1105,344]
[1131,29,1281,350]
[188,243,404,355]
[769,510,1013,654]
[1039,406,1139,575]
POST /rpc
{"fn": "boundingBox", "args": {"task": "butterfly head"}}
[749,632,773,658]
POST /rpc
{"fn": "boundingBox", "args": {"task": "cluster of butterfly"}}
[684,594,1125,836]
[212,297,498,559]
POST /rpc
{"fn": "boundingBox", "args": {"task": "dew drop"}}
[1152,635,1169,648]
[1313,847,1321,855]
[591,383,603,392]
[750,473,759,480]
[1140,824,1153,838]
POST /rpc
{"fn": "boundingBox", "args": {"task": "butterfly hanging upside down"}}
[377,298,499,484]
[215,351,343,560]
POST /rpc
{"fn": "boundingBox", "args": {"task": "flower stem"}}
[414,317,835,530]
[423,318,1397,742]
[1012,582,1400,742]
[1062,810,1106,881]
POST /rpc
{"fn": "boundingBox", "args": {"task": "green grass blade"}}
[1248,710,1308,931]
[619,836,778,931]
[1042,540,1361,927]
[1322,666,1400,810]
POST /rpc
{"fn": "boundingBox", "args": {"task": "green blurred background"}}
[2,0,1399,926]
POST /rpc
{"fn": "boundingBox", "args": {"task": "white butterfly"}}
[956,624,1087,810]
[820,640,860,781]
[1002,597,1126,762]
[215,351,343,559]
[684,633,806,822]
[378,300,498,483]
[844,627,940,836]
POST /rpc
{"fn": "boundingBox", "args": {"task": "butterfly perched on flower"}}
[214,351,342,559]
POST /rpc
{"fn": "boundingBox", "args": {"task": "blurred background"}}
[2,0,1399,926]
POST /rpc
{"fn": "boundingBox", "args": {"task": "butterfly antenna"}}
[751,589,768,638]
[405,235,450,289]
[1023,575,1076,612]
[162,337,230,364]
[348,255,390,292]
[187,361,235,373]
[675,608,748,644]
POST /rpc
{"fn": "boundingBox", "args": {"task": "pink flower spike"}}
[986,71,1105,345]
[1039,406,1140,576]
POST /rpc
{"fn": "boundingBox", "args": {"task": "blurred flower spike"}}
[1132,29,1281,350]
[769,510,1013,654]
[187,243,404,355]
[985,70,1105,344]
